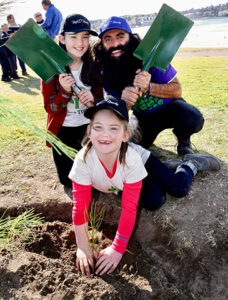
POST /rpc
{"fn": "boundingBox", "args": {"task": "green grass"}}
[153,54,228,161]
[173,56,228,107]
[0,208,44,253]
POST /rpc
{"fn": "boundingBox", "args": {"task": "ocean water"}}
[135,17,228,48]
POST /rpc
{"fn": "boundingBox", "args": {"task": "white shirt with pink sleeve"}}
[69,146,147,194]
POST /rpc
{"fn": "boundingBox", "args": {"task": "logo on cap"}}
[71,19,89,25]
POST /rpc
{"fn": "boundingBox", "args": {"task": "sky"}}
[1,0,228,25]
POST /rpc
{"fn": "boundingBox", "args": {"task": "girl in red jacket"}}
[42,14,103,192]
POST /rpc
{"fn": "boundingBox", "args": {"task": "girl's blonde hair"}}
[82,111,129,165]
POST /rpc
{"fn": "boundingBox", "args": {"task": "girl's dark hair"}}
[59,36,100,86]
[82,112,129,166]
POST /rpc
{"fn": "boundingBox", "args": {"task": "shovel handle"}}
[71,83,92,108]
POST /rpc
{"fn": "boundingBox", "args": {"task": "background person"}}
[0,24,12,82]
[34,12,44,25]
[0,23,20,80]
[41,0,63,39]
[7,14,28,76]
[93,16,204,156]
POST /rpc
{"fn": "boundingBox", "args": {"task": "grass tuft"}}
[0,208,44,253]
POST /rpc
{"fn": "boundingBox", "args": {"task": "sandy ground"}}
[177,48,228,56]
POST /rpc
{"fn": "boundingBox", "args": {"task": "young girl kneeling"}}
[69,96,147,276]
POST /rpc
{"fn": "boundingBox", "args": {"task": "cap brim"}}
[84,105,128,121]
[62,28,98,36]
[98,27,130,39]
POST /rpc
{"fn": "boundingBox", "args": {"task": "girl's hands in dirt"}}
[59,73,75,92]
[76,245,97,276]
[78,90,94,105]
[121,87,140,108]
[133,69,151,96]
[95,246,122,276]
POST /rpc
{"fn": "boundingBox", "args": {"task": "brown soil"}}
[0,147,227,300]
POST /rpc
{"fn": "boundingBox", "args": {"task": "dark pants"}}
[7,50,18,77]
[52,125,87,187]
[0,47,11,79]
[139,153,194,210]
[133,98,204,149]
[18,57,26,72]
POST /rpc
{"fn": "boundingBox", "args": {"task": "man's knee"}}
[139,182,166,211]
[175,107,204,135]
[140,195,166,211]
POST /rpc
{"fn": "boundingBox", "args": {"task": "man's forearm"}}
[149,77,182,99]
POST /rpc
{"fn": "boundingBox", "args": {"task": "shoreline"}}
[177,47,228,56]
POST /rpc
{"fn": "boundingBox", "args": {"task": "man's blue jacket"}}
[41,4,63,39]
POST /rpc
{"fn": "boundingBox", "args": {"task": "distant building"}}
[218,10,228,16]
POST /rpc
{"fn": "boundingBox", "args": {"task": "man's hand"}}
[95,246,122,276]
[59,73,75,92]
[121,86,139,107]
[133,69,151,95]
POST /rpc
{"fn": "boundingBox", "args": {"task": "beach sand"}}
[177,47,228,56]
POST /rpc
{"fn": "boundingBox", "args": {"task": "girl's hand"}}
[95,246,123,276]
[59,73,75,92]
[133,69,151,96]
[121,86,140,108]
[76,245,97,276]
[78,89,94,105]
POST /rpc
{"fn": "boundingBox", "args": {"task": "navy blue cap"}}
[84,96,129,121]
[99,16,132,38]
[60,14,98,36]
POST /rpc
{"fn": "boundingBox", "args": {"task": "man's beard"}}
[101,36,142,97]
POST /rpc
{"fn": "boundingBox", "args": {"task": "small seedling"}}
[88,201,105,253]
[82,201,105,272]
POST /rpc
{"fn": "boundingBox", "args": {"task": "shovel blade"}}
[133,4,194,71]
[6,18,73,82]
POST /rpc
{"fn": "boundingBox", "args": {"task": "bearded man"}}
[93,16,204,156]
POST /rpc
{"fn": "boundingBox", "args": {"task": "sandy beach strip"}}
[177,48,228,56]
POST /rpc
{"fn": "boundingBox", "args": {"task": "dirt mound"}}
[0,151,227,300]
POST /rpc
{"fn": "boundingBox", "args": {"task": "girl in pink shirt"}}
[69,96,147,276]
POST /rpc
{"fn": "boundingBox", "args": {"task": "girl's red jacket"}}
[42,76,103,147]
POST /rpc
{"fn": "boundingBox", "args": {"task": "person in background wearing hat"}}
[41,0,62,39]
[93,16,204,157]
[68,95,220,276]
[7,14,28,76]
[41,14,103,196]
[0,24,14,81]
[34,12,44,25]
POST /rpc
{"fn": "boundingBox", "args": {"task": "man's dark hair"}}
[93,33,141,66]
[42,0,51,5]
[93,33,142,96]
[7,14,13,21]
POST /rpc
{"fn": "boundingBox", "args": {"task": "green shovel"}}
[6,18,83,96]
[133,3,194,72]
